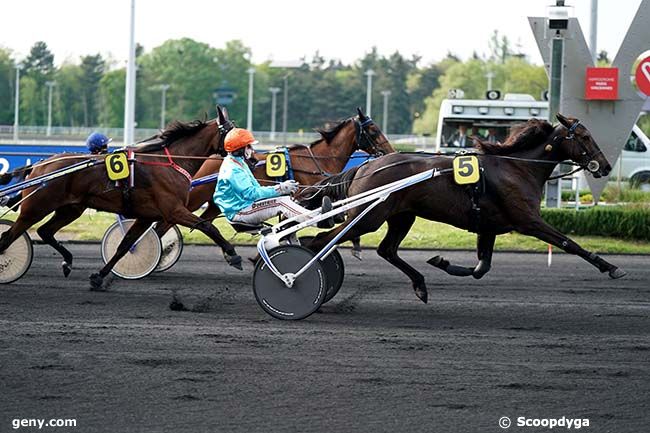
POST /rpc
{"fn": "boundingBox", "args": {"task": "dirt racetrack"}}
[1,244,648,433]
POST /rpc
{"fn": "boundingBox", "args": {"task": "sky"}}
[0,0,644,68]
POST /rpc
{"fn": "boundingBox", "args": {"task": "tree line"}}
[1,33,561,135]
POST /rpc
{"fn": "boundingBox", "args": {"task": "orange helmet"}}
[224,128,258,152]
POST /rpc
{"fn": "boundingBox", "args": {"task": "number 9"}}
[270,154,281,171]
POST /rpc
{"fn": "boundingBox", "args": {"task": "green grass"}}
[7,210,650,254]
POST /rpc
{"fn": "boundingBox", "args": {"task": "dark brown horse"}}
[0,115,240,288]
[153,108,395,257]
[303,114,625,304]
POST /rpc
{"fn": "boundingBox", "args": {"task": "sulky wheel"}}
[253,245,327,320]
[155,224,184,272]
[101,219,162,280]
[0,219,33,284]
[300,236,345,303]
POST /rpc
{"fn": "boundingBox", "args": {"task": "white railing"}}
[0,125,438,148]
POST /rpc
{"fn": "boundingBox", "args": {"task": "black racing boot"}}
[317,196,335,229]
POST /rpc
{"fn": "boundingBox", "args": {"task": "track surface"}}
[1,244,648,433]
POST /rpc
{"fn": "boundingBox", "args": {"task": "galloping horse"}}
[302,114,625,303]
[0,114,240,288]
[152,108,395,255]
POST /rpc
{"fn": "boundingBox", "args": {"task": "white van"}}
[436,93,650,190]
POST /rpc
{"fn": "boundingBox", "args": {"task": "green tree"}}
[79,54,106,126]
[53,63,83,126]
[0,47,15,124]
[98,69,125,127]
[138,38,222,127]
[21,41,55,125]
[413,57,546,135]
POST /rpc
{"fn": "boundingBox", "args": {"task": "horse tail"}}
[0,165,32,185]
[298,166,360,209]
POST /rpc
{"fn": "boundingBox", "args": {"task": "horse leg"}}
[517,218,626,278]
[351,236,363,260]
[0,210,48,253]
[167,208,242,270]
[36,205,85,277]
[198,201,222,222]
[376,213,428,303]
[427,232,496,279]
[155,201,222,238]
[89,219,153,290]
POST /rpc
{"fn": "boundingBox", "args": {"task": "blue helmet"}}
[86,132,112,153]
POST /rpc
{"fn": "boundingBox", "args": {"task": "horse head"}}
[554,113,611,178]
[354,107,395,157]
[215,105,235,156]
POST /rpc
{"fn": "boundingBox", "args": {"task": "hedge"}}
[541,206,650,241]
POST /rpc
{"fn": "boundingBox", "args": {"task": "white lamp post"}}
[123,0,137,145]
[46,81,56,136]
[381,90,391,133]
[159,84,170,129]
[270,60,302,145]
[269,87,281,141]
[365,69,376,116]
[246,67,255,130]
[13,63,23,141]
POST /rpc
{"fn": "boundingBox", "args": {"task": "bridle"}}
[551,120,604,174]
[216,119,235,157]
[354,116,389,157]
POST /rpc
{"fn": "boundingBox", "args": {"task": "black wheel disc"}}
[253,245,327,320]
[300,236,345,303]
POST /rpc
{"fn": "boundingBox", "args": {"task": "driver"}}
[85,132,112,154]
[213,128,334,228]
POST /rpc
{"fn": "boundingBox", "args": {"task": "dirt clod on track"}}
[1,244,648,433]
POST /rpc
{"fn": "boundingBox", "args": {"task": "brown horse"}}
[0,115,240,288]
[152,108,395,256]
[303,114,624,304]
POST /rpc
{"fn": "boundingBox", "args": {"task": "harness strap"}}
[138,147,192,184]
[305,146,332,177]
[283,147,295,180]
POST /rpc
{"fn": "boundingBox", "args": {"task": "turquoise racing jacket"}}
[213,155,280,220]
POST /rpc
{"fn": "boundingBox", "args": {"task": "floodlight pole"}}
[246,67,255,130]
[13,64,22,141]
[282,74,289,145]
[160,84,170,129]
[365,69,375,116]
[381,90,391,133]
[123,0,137,145]
[46,81,56,136]
[269,87,280,141]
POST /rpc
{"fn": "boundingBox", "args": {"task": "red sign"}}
[635,56,650,97]
[585,67,618,100]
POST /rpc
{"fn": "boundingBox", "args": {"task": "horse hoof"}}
[89,273,104,291]
[351,250,363,261]
[62,262,72,278]
[427,256,448,270]
[414,283,428,304]
[609,268,627,279]
[226,254,243,270]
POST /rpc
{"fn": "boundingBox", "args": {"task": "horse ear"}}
[356,107,367,121]
[556,113,571,128]
[216,105,226,125]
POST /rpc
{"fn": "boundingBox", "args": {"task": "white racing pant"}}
[230,196,313,225]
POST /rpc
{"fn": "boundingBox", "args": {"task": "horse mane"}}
[474,119,554,155]
[313,118,353,145]
[135,119,209,152]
